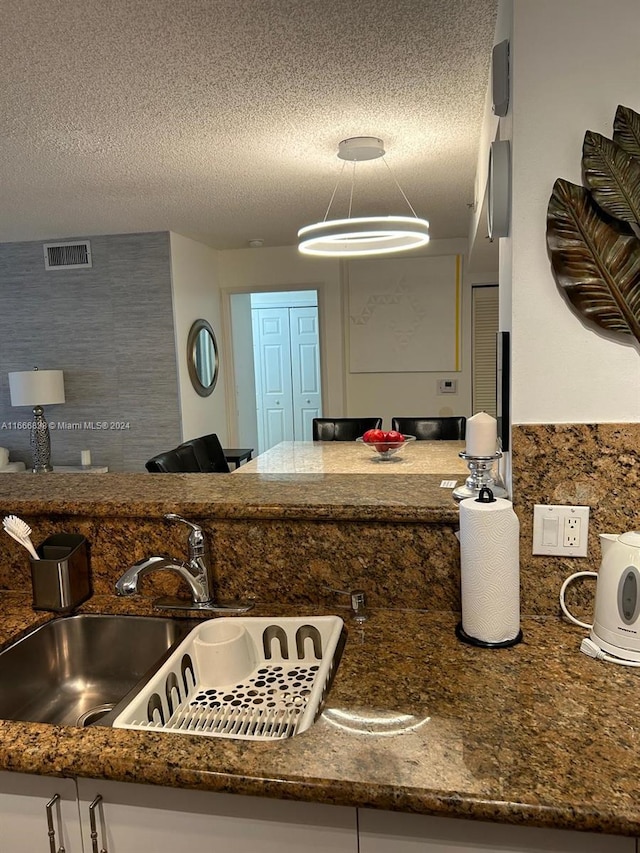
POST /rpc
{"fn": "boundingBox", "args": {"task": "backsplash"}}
[512,423,640,618]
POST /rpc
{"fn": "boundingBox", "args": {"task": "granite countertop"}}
[234,440,469,476]
[1,594,640,837]
[0,471,463,522]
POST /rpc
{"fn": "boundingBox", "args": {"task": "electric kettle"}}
[560,531,640,664]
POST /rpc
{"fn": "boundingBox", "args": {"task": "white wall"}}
[506,0,640,424]
[229,292,258,451]
[344,240,477,429]
[218,241,482,438]
[217,246,345,443]
[169,232,229,444]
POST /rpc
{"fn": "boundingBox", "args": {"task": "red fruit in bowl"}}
[363,428,385,444]
[385,430,405,444]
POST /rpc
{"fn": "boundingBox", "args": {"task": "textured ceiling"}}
[1,0,498,249]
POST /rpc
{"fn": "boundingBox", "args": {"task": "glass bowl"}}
[355,434,416,461]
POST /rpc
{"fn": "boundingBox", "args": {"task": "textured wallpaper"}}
[0,232,181,471]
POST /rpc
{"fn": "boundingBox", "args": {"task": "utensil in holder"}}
[30,533,91,612]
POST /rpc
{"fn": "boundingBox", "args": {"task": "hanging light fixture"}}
[298,136,430,258]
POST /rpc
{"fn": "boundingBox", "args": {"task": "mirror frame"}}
[187,318,219,397]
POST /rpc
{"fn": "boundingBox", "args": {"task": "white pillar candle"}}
[81,449,92,467]
[465,412,497,456]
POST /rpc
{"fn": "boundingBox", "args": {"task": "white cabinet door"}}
[78,777,357,853]
[0,771,82,852]
[359,809,635,853]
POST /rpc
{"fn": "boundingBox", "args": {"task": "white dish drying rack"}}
[113,616,344,741]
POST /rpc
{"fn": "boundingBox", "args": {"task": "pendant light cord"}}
[348,162,356,219]
[382,156,420,219]
[322,149,420,222]
[322,160,347,222]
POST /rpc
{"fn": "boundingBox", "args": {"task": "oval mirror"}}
[187,319,219,397]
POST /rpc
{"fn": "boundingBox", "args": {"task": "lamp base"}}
[30,405,53,474]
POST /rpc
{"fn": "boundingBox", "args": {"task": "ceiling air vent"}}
[43,240,92,270]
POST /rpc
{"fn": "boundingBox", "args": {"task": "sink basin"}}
[0,614,194,726]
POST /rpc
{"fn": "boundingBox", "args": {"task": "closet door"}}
[471,284,499,416]
[289,306,322,441]
[253,307,295,450]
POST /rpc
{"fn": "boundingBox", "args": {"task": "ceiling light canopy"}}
[298,136,429,258]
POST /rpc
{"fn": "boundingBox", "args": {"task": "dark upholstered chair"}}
[312,417,383,442]
[391,416,466,441]
[145,444,202,473]
[146,433,231,473]
[179,433,230,473]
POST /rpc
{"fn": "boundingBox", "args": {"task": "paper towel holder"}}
[455,622,523,649]
[456,486,523,649]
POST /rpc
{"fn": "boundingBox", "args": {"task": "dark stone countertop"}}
[0,472,461,522]
[1,594,640,837]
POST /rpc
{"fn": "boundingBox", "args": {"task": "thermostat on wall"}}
[438,379,457,394]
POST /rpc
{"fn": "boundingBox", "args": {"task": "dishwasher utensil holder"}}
[30,533,91,612]
[113,615,345,741]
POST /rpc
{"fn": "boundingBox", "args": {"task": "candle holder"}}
[452,451,508,501]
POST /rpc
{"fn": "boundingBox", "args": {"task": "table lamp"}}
[8,368,65,473]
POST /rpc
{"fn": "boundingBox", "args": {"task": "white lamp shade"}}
[9,370,65,407]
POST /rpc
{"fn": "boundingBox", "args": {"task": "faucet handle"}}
[164,513,204,557]
[323,585,368,623]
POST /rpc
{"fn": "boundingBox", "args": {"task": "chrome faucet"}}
[115,513,253,613]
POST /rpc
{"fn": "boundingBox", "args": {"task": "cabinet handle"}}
[88,795,108,853]
[45,794,65,853]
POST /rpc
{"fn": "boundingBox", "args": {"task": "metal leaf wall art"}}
[546,104,640,344]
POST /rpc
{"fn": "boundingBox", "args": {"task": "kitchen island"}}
[234,439,470,476]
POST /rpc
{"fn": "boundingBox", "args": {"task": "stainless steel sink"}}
[0,614,194,726]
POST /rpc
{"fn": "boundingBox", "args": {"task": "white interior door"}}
[253,307,295,451]
[289,306,322,441]
[253,304,322,451]
[472,285,499,416]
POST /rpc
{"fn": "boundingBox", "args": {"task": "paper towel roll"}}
[0,448,9,468]
[459,490,520,645]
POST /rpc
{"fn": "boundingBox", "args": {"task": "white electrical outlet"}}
[532,504,590,557]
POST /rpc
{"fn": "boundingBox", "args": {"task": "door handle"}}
[88,795,108,853]
[45,794,65,853]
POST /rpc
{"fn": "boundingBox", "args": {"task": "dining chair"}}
[312,417,383,441]
[391,416,466,441]
[179,433,231,473]
[145,444,202,472]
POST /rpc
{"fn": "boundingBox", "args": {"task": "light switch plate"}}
[532,504,590,557]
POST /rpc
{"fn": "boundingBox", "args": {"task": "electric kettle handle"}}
[559,571,598,629]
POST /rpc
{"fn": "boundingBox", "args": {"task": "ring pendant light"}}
[298,137,430,258]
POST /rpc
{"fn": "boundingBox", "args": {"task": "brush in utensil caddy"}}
[30,532,91,612]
